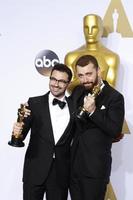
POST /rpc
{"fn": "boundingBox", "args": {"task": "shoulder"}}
[70,85,84,97]
[104,81,124,100]
[65,50,82,66]
[28,92,49,104]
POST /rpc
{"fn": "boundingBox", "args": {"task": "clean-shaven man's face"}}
[49,70,69,98]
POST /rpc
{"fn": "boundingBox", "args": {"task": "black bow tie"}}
[52,98,66,109]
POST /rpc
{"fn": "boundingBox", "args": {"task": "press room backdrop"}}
[0,0,133,199]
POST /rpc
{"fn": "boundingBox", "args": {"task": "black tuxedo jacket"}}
[21,92,74,186]
[70,81,125,182]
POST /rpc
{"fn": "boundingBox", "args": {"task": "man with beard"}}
[11,64,73,200]
[70,55,125,200]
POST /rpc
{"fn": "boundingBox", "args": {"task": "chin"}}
[84,85,93,90]
[51,91,58,96]
[86,38,97,44]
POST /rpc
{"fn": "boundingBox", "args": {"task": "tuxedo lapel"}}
[41,93,55,144]
[66,96,74,118]
[95,81,112,107]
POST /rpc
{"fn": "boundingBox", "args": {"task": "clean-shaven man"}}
[12,64,73,200]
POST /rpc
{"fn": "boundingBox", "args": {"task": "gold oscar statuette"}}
[77,84,101,119]
[8,104,26,147]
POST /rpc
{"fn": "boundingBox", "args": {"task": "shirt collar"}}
[49,92,66,104]
[100,79,105,90]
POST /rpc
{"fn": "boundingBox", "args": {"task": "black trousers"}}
[70,176,107,200]
[23,160,68,200]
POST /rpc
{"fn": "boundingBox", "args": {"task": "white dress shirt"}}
[49,92,70,144]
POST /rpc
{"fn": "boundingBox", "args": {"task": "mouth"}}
[52,87,60,91]
[51,86,61,91]
[83,82,94,89]
[83,82,93,86]
[86,35,94,39]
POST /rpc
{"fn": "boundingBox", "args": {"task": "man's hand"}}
[113,133,124,142]
[22,102,31,118]
[83,95,96,113]
[12,102,31,137]
[12,122,24,138]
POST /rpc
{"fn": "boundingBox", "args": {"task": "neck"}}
[85,41,103,50]
[50,92,65,100]
[54,95,65,100]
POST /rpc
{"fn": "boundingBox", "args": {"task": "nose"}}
[54,80,59,86]
[88,27,92,34]
[82,76,88,83]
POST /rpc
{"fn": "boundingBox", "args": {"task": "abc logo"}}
[35,49,60,76]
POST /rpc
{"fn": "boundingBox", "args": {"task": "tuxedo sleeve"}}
[21,98,33,140]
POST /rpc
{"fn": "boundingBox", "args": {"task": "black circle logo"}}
[35,49,60,76]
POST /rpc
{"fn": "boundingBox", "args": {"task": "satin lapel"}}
[56,97,73,145]
[41,93,55,144]
[66,96,74,118]
[95,81,111,106]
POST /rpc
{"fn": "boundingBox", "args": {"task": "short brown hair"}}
[75,55,99,70]
[51,63,72,82]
